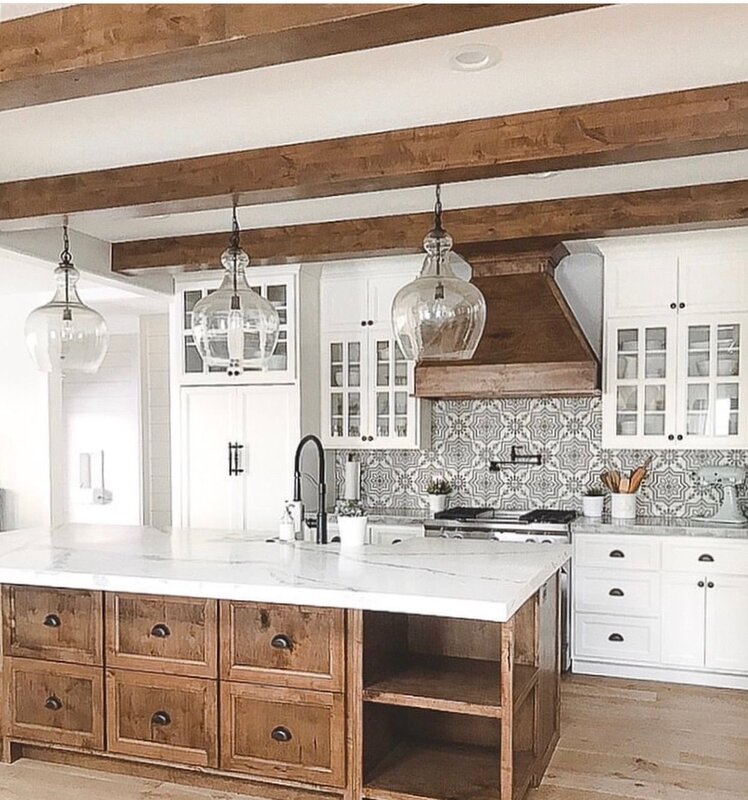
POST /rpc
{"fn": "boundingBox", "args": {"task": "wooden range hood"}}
[415,253,599,399]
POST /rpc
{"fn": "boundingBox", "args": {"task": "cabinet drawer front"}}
[662,539,748,575]
[5,657,104,750]
[106,669,218,767]
[2,586,103,665]
[575,536,660,571]
[574,614,660,664]
[220,602,344,691]
[220,682,345,787]
[106,594,217,677]
[574,569,660,617]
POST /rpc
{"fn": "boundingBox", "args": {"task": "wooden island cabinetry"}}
[0,577,561,800]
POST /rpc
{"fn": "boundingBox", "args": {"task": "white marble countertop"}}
[0,525,570,623]
[573,516,748,539]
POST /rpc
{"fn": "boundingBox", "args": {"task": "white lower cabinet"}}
[573,533,748,688]
[178,385,298,531]
[661,573,706,668]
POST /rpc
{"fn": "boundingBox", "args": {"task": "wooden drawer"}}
[574,613,660,664]
[574,536,660,571]
[220,601,344,691]
[2,585,103,665]
[220,682,345,787]
[662,538,748,576]
[106,669,218,767]
[106,594,217,678]
[4,657,104,750]
[574,568,660,617]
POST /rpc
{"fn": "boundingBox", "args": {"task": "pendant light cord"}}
[60,223,72,317]
[433,184,444,278]
[230,202,240,297]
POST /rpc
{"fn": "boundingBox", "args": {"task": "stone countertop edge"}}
[0,525,570,624]
[573,515,748,539]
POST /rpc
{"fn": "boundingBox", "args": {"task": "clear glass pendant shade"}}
[191,217,280,377]
[25,229,109,374]
[392,189,486,362]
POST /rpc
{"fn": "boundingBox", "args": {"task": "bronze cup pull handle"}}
[271,726,292,743]
[698,553,714,563]
[271,634,293,650]
[151,711,171,726]
[608,588,624,597]
[150,624,171,638]
[609,549,625,559]
[43,613,61,628]
[44,695,63,711]
[608,633,624,643]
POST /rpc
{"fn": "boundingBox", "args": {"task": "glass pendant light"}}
[25,225,109,374]
[191,203,280,376]
[392,186,486,362]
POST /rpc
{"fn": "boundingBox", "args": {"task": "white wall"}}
[61,333,142,524]
[0,292,55,530]
[140,314,172,528]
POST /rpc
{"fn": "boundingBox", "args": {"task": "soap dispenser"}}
[279,502,296,542]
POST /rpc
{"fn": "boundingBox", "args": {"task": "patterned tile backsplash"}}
[335,397,748,517]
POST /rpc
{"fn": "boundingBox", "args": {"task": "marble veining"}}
[0,524,570,622]
[573,516,748,539]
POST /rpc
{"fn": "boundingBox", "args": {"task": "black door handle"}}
[608,633,624,642]
[608,588,624,597]
[698,581,705,588]
[151,711,171,726]
[150,624,171,638]
[43,613,61,628]
[707,581,715,589]
[698,554,714,562]
[609,550,625,558]
[44,695,63,711]
[271,634,293,650]
[271,726,293,742]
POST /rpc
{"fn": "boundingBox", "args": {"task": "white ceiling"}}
[1,3,747,246]
[0,2,71,22]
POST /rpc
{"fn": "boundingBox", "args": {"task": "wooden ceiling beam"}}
[2,81,747,227]
[0,3,599,111]
[111,179,748,273]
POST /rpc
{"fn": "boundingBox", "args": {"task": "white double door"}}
[179,385,298,531]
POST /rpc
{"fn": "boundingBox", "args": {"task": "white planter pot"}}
[582,495,605,518]
[337,516,368,548]
[610,492,637,520]
[427,494,448,515]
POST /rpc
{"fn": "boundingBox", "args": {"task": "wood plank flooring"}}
[0,675,746,799]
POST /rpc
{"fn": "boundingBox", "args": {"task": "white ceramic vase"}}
[337,516,368,548]
[427,494,448,515]
[582,495,604,518]
[610,492,637,520]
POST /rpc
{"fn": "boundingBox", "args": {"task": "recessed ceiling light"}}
[450,44,499,72]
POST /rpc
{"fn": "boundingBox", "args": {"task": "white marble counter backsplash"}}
[336,397,748,518]
[0,524,570,623]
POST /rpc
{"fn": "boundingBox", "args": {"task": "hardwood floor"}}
[0,675,746,799]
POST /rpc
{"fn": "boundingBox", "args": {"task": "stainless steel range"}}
[424,507,574,670]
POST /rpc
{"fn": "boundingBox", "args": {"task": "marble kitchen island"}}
[0,525,569,800]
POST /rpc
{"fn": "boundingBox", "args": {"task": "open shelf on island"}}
[364,739,500,800]
[363,704,501,800]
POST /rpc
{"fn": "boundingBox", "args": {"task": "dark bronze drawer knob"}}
[43,614,61,628]
[609,550,625,558]
[150,624,171,638]
[608,633,624,642]
[44,695,63,711]
[271,634,293,650]
[271,726,292,743]
[608,588,624,597]
[698,553,714,562]
[151,711,171,726]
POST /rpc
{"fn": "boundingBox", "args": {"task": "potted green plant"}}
[425,477,452,515]
[335,499,368,547]
[582,485,605,518]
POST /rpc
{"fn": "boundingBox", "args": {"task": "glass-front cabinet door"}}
[604,318,676,447]
[177,276,296,384]
[322,333,369,447]
[677,315,747,447]
[369,326,417,448]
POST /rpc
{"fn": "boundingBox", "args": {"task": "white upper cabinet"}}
[320,260,429,450]
[172,267,298,385]
[602,233,748,449]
